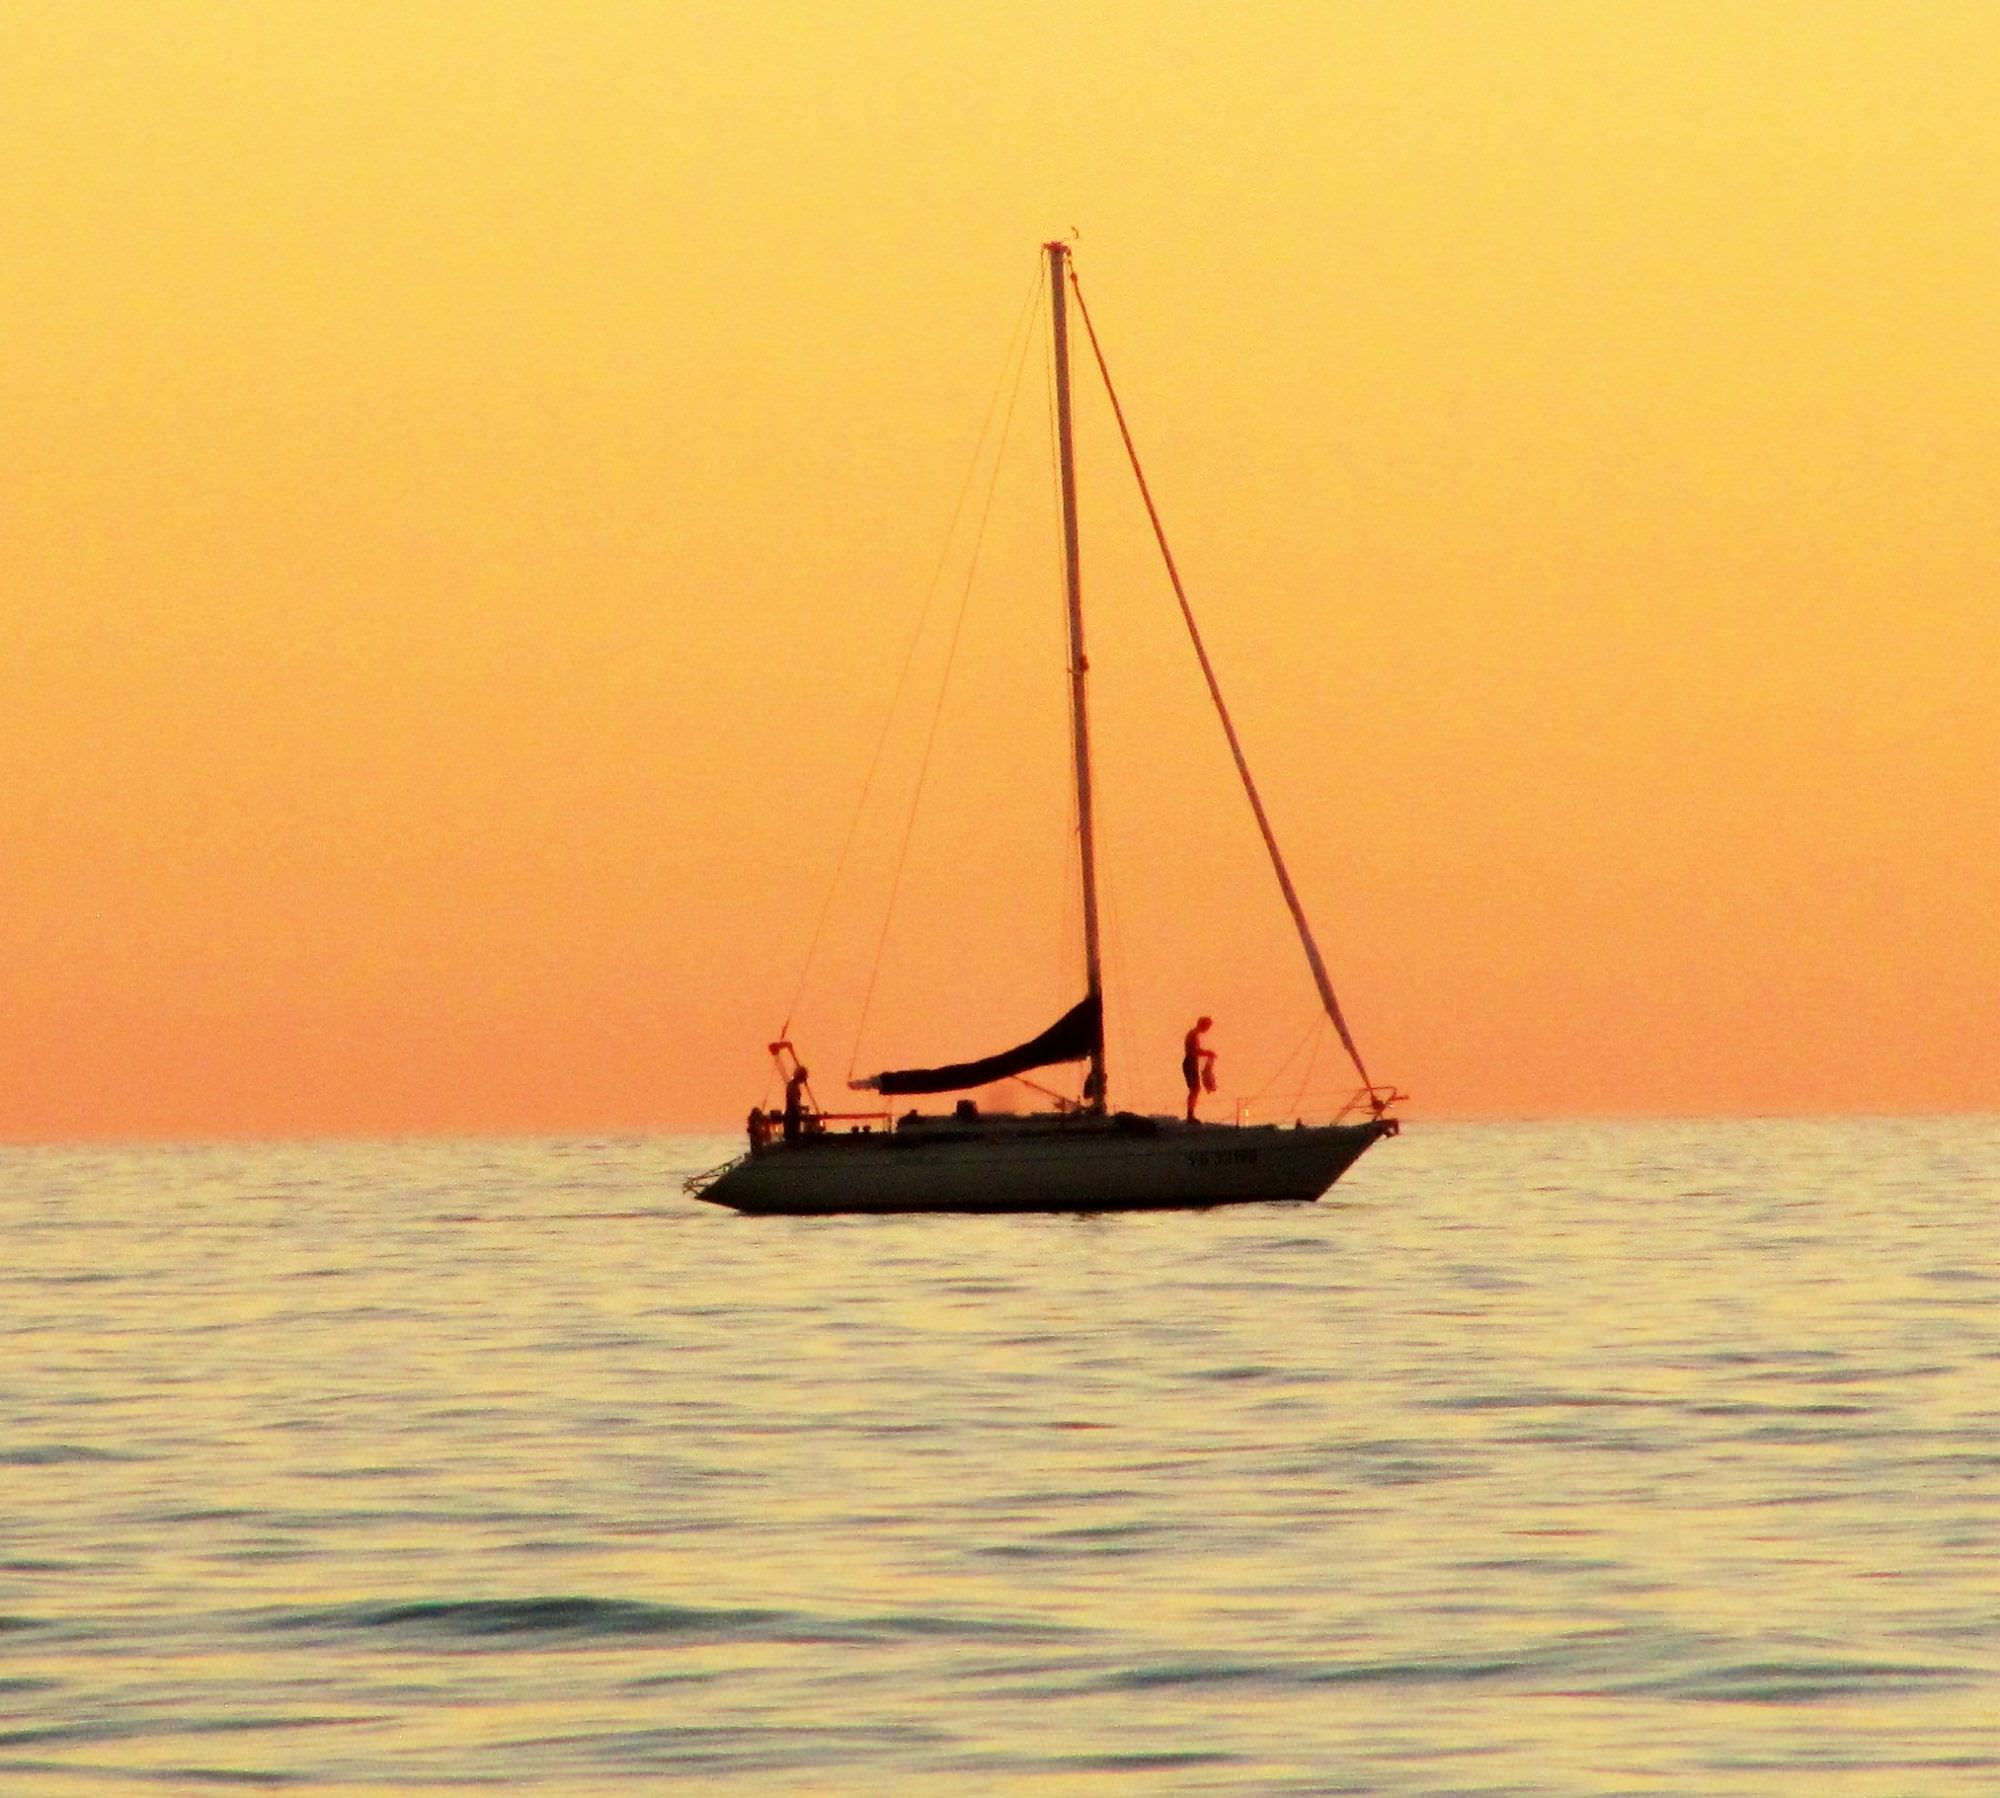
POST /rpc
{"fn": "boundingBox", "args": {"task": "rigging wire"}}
[1065,265,1379,1095]
[776,271,1044,1047]
[1244,1011,1325,1110]
[846,268,1043,1080]
[1099,828,1140,1113]
[1285,1017,1328,1120]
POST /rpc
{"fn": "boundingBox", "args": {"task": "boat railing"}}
[682,1154,746,1198]
[1336,1084,1408,1127]
[1226,1087,1406,1129]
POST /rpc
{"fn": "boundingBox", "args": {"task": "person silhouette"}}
[783,1066,811,1143]
[1182,1018,1216,1122]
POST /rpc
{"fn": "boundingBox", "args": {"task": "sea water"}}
[4,1118,1997,1794]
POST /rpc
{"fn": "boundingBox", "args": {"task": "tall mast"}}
[1047,240,1107,1111]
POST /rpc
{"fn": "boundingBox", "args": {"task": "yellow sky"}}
[3,2,1995,1140]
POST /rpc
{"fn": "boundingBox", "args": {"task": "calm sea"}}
[4,1119,1997,1794]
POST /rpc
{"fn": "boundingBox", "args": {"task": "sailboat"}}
[687,243,1401,1215]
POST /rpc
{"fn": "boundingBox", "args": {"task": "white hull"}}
[688,1116,1393,1216]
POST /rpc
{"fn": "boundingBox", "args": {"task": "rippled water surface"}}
[5,1119,1998,1793]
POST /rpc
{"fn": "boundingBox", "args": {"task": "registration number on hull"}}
[1186,1146,1260,1169]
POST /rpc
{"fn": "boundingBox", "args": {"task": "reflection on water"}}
[4,1119,1997,1793]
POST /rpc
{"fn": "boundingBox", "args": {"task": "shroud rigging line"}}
[774,271,1043,1050]
[1066,266,1377,1093]
[846,269,1044,1079]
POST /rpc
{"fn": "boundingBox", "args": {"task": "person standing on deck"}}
[783,1067,811,1144]
[1182,1018,1217,1122]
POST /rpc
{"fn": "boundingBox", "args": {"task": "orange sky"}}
[4,2,1995,1141]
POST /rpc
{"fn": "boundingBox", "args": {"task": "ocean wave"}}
[1618,1657,1973,1704]
[0,1443,136,1466]
[259,1595,1084,1646]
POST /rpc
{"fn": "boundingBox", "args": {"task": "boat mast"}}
[1047,240,1107,1112]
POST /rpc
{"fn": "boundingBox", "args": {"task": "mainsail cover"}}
[856,994,1101,1096]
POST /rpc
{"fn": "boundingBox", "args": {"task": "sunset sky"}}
[4,2,1994,1141]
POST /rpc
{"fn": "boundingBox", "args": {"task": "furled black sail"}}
[855,994,1101,1096]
